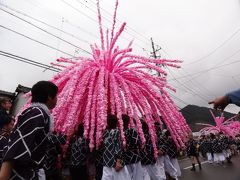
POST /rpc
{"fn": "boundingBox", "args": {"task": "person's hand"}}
[114,159,123,172]
[208,96,228,111]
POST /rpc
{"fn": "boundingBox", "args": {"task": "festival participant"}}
[141,121,163,180]
[186,134,202,171]
[212,133,225,165]
[0,81,58,179]
[43,132,67,180]
[101,114,131,180]
[205,134,214,164]
[0,98,12,115]
[164,130,181,179]
[155,122,167,180]
[0,112,14,167]
[209,89,240,110]
[69,124,89,180]
[199,135,207,158]
[122,114,143,180]
[218,132,233,164]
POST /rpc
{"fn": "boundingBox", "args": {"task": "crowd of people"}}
[0,81,240,180]
[186,132,240,171]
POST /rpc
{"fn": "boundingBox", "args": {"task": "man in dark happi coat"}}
[122,115,142,180]
[140,121,165,180]
[186,133,201,171]
[44,133,66,180]
[101,114,131,180]
[0,112,14,167]
[212,134,225,164]
[69,124,89,180]
[0,81,58,180]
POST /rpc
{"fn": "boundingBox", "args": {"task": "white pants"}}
[170,158,181,177]
[213,153,225,162]
[223,149,231,158]
[164,155,178,179]
[126,162,145,180]
[38,168,46,180]
[143,163,165,180]
[206,152,213,162]
[102,166,131,180]
[127,162,151,180]
[156,156,166,179]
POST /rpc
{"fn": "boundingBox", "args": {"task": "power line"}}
[75,0,152,47]
[168,60,240,81]
[86,0,153,44]
[0,50,61,72]
[23,0,100,39]
[0,3,91,45]
[0,7,91,55]
[149,38,210,104]
[59,0,150,51]
[0,24,75,57]
[184,27,240,66]
[167,68,209,102]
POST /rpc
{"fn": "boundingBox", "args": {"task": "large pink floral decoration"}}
[22,0,190,157]
[199,110,240,137]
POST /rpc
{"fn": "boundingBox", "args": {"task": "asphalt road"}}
[179,155,240,180]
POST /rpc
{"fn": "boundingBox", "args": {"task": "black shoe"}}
[227,160,233,164]
[190,167,196,171]
[199,164,202,170]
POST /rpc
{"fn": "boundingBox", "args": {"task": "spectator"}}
[0,97,12,114]
[209,89,240,110]
[0,81,58,179]
[0,112,14,167]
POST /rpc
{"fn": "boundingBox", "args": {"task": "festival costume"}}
[102,128,131,180]
[0,128,9,167]
[44,133,66,180]
[3,104,51,179]
[122,128,143,180]
[69,135,89,180]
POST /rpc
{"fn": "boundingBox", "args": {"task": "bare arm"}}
[0,161,12,180]
[208,96,228,111]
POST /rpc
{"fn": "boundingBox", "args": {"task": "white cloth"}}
[206,152,213,162]
[164,155,178,179]
[213,153,225,162]
[102,166,131,180]
[170,158,181,177]
[143,163,165,180]
[136,165,151,180]
[223,149,231,158]
[30,102,54,132]
[156,156,166,179]
[126,162,145,180]
[38,168,46,180]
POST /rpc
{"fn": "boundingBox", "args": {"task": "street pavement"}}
[179,155,240,180]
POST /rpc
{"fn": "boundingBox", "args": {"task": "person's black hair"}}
[0,111,12,128]
[210,133,215,139]
[31,81,58,103]
[122,114,130,130]
[141,120,149,134]
[0,97,12,105]
[165,130,171,137]
[107,114,118,129]
[77,124,84,137]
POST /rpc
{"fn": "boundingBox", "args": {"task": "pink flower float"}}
[198,110,240,137]
[23,0,190,157]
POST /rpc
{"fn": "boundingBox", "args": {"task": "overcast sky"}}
[1,0,240,113]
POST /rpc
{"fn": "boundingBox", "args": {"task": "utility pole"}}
[150,38,162,76]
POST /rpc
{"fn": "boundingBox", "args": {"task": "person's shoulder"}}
[21,106,47,117]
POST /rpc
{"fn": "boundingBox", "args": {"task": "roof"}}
[15,84,31,93]
[0,90,15,99]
